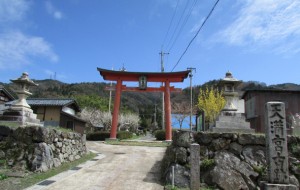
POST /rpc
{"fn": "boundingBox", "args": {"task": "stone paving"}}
[25,141,166,190]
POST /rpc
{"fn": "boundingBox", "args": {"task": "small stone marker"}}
[190,143,200,190]
[264,102,297,189]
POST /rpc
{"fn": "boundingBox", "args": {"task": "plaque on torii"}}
[97,68,190,141]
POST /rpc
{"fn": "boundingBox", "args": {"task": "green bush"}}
[155,130,166,140]
[117,131,133,140]
[86,131,111,141]
[154,129,177,141]
[0,173,7,180]
[86,131,133,141]
[253,165,266,176]
[291,143,300,157]
[200,158,215,172]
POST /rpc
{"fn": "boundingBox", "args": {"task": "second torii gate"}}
[97,68,190,141]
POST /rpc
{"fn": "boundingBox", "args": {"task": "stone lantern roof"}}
[220,71,242,84]
[10,72,38,87]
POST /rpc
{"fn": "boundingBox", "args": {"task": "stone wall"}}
[0,125,87,172]
[161,131,300,190]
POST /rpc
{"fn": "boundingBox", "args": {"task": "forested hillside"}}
[2,80,163,113]
[2,79,300,114]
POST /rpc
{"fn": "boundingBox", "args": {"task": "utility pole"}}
[108,67,114,114]
[187,67,196,131]
[108,80,113,114]
[154,104,157,128]
[159,51,169,130]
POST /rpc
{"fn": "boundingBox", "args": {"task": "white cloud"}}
[45,1,63,20]
[0,0,30,22]
[0,31,58,69]
[0,0,59,70]
[218,0,300,53]
[190,17,205,34]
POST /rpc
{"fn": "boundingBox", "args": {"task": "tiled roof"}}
[27,98,75,106]
[27,98,81,112]
[0,85,16,100]
[61,111,86,123]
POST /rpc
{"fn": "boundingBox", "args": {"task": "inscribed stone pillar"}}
[265,102,289,184]
[190,143,200,190]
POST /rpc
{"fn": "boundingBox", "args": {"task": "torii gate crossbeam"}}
[97,68,190,141]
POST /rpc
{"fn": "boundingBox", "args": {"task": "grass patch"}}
[164,185,189,190]
[0,122,20,128]
[105,140,171,147]
[0,173,8,180]
[0,152,96,190]
[0,160,6,165]
[127,134,141,140]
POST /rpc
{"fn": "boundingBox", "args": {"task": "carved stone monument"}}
[211,72,254,133]
[264,102,297,189]
[0,72,42,127]
[190,143,200,190]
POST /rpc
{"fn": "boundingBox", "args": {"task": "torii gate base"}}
[97,68,190,141]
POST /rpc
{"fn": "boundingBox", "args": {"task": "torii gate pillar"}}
[110,79,122,139]
[164,80,172,141]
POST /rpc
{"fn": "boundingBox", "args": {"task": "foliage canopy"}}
[72,94,109,111]
[197,87,226,126]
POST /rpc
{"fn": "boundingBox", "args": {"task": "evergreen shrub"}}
[154,129,178,141]
[117,131,133,140]
[86,131,133,141]
[86,131,110,141]
[155,130,166,140]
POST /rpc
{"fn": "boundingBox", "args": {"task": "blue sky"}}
[1,0,300,88]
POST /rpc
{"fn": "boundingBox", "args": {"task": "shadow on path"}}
[143,160,163,185]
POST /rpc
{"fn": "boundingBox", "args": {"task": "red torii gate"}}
[97,68,190,141]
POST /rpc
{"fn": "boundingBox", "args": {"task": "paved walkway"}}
[125,132,157,142]
[26,141,166,190]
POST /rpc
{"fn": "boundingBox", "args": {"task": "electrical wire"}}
[161,0,180,49]
[165,0,190,51]
[171,0,220,72]
[168,0,198,52]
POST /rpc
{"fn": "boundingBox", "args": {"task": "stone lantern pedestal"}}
[0,73,42,127]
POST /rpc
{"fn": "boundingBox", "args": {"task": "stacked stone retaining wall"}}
[162,131,300,189]
[0,125,87,172]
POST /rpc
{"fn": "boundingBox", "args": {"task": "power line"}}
[168,0,198,52]
[165,0,190,51]
[161,0,180,49]
[171,0,220,72]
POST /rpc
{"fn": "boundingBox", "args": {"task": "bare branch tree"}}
[119,113,140,132]
[80,108,139,132]
[172,102,190,130]
[80,108,111,131]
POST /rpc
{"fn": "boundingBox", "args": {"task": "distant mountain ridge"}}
[1,79,162,113]
[1,79,300,113]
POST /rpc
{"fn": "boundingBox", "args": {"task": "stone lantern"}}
[10,72,38,109]
[210,71,253,133]
[0,72,42,127]
[219,71,242,112]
